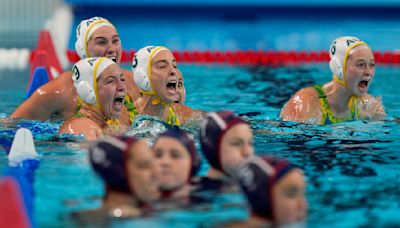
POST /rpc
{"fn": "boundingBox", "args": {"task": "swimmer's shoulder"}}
[282,87,320,110]
[59,117,102,140]
[280,87,321,122]
[173,104,205,125]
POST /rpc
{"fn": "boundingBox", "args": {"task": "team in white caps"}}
[14,16,389,226]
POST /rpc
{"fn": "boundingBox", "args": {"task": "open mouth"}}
[113,97,124,110]
[108,56,117,63]
[166,81,177,94]
[358,80,369,90]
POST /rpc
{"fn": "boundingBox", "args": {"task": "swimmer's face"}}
[345,46,375,97]
[220,123,254,176]
[126,140,160,203]
[153,136,191,191]
[273,169,308,224]
[176,70,186,104]
[151,49,179,104]
[97,64,126,119]
[87,26,122,64]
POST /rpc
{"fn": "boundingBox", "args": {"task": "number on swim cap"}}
[132,55,138,69]
[76,24,81,36]
[330,41,337,55]
[72,66,80,80]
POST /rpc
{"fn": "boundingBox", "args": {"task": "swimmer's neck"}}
[103,191,138,209]
[323,81,353,112]
[140,94,171,120]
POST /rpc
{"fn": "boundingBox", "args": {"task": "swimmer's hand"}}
[358,96,386,121]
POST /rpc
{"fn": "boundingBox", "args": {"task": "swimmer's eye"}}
[356,62,366,68]
[284,186,300,198]
[156,62,168,68]
[230,140,243,147]
[112,38,120,45]
[171,149,184,159]
[154,149,164,158]
[95,39,107,46]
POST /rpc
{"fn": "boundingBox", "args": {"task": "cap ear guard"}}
[132,47,154,92]
[76,81,96,104]
[75,38,86,59]
[329,56,344,83]
[72,60,96,104]
[133,67,150,91]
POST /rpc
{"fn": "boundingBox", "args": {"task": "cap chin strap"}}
[140,89,167,106]
[333,74,345,87]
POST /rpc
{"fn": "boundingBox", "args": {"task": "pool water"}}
[1,63,400,227]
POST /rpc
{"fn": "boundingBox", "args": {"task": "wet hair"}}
[89,135,138,194]
[155,127,200,178]
[200,111,248,173]
[236,155,298,221]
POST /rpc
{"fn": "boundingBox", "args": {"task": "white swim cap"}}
[132,46,168,94]
[75,17,115,59]
[329,36,368,86]
[72,57,116,108]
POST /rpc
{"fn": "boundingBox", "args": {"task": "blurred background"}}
[1,0,400,70]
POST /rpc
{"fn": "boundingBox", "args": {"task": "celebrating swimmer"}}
[12,17,140,126]
[132,46,204,126]
[280,36,386,125]
[58,57,126,140]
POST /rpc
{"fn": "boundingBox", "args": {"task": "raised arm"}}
[11,72,77,121]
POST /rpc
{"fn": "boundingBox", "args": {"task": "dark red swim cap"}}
[200,111,247,173]
[89,135,138,194]
[236,155,298,221]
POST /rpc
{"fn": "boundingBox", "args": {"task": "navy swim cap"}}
[89,135,138,194]
[155,127,200,177]
[200,111,247,173]
[236,156,298,221]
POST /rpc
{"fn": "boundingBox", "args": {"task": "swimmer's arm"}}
[358,94,386,121]
[58,118,103,141]
[279,88,322,124]
[11,71,75,121]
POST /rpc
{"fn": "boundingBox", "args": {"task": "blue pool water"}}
[1,63,400,227]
